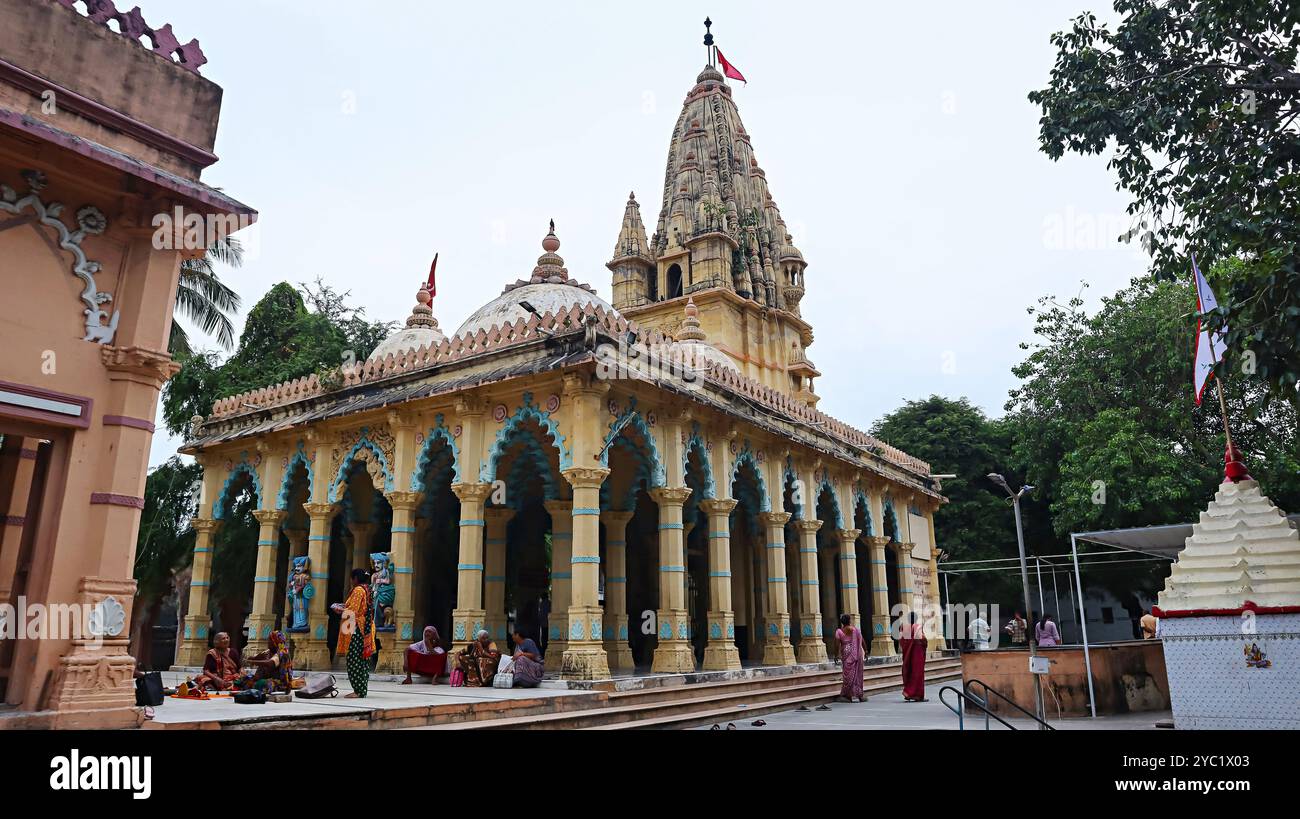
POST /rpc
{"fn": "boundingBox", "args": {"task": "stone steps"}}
[415,657,962,730]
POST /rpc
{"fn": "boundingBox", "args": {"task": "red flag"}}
[426,253,438,297]
[715,48,746,84]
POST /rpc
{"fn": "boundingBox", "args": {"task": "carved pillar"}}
[794,518,828,663]
[700,498,741,671]
[377,490,421,673]
[560,467,611,680]
[176,518,222,667]
[285,528,308,558]
[867,536,896,657]
[247,509,286,650]
[837,528,862,628]
[483,506,515,643]
[927,511,947,651]
[297,502,336,670]
[648,486,695,673]
[600,509,636,670]
[542,499,572,672]
[894,541,916,613]
[757,511,796,665]
[450,482,491,655]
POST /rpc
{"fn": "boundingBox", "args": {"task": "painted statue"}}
[370,551,395,630]
[287,555,312,632]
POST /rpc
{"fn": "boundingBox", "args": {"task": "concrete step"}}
[418,658,963,730]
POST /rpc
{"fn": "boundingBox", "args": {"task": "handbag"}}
[449,666,465,687]
[492,671,514,689]
[233,688,266,705]
[135,671,164,707]
[294,672,338,699]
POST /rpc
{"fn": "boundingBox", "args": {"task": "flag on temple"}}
[1192,254,1227,405]
[426,253,438,297]
[715,48,747,83]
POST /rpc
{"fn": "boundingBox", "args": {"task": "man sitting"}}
[401,625,447,684]
[192,631,241,690]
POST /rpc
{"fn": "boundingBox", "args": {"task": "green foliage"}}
[161,281,396,436]
[170,236,243,357]
[133,457,202,603]
[1029,0,1300,399]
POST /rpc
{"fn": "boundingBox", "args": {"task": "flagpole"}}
[1214,376,1234,451]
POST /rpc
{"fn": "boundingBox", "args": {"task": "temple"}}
[176,41,946,680]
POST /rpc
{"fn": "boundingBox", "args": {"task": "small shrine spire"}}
[532,219,569,282]
[703,17,714,66]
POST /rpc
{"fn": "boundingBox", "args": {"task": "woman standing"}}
[331,569,375,698]
[1035,613,1061,647]
[834,614,866,703]
[899,610,927,702]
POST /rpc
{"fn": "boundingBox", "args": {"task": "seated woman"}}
[192,631,241,690]
[236,630,294,692]
[455,630,500,687]
[509,629,544,688]
[402,625,446,684]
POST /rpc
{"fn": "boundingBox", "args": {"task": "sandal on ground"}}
[726,722,736,730]
[751,719,767,727]
[710,723,721,730]
[816,704,832,711]
[796,705,811,712]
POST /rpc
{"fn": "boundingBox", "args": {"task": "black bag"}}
[135,671,164,707]
[233,688,266,705]
[294,672,338,699]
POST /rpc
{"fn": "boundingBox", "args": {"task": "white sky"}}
[144,0,1149,467]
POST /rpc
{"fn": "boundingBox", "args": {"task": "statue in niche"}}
[286,555,312,631]
[370,551,395,630]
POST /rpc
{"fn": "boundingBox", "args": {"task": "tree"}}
[160,281,395,436]
[129,457,201,669]
[871,396,1024,609]
[170,237,243,358]
[1029,0,1300,400]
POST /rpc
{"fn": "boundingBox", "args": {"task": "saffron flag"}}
[1192,254,1227,405]
[426,253,438,297]
[715,48,747,84]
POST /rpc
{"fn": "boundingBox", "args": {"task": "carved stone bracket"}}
[1,170,117,343]
[101,344,181,388]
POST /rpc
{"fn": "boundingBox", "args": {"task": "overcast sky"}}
[142,0,1150,468]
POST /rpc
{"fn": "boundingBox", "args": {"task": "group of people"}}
[450,629,545,688]
[964,610,1060,650]
[833,611,929,704]
[190,629,294,693]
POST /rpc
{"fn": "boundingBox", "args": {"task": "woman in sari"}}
[239,630,294,692]
[834,614,866,703]
[455,630,500,687]
[510,629,544,688]
[193,631,241,690]
[899,610,927,702]
[330,569,375,698]
[401,625,446,684]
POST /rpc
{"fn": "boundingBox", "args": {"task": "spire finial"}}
[703,17,714,65]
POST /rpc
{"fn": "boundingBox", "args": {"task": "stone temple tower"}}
[608,54,818,403]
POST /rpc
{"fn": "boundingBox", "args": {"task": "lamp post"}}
[988,473,1046,728]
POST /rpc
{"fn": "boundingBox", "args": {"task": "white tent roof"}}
[1072,515,1300,559]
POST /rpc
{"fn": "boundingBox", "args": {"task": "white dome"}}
[369,324,446,361]
[455,281,615,339]
[672,338,739,373]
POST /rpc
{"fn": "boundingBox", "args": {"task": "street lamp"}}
[988,472,1047,728]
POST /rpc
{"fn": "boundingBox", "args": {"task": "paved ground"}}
[689,682,1173,731]
[145,669,589,726]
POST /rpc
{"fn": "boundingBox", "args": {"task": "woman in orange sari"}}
[899,610,927,702]
[330,569,375,698]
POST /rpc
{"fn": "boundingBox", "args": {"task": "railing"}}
[965,678,1054,731]
[938,686,1018,730]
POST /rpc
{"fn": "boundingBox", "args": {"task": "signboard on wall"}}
[909,512,930,560]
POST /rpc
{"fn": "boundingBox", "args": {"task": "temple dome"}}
[455,222,620,338]
[671,297,738,373]
[369,259,447,360]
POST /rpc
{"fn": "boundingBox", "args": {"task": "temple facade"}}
[178,53,945,680]
[0,0,252,725]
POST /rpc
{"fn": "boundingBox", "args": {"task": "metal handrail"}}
[938,685,1019,731]
[964,678,1055,731]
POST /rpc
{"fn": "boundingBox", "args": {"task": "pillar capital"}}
[562,370,611,398]
[542,498,573,517]
[699,497,737,515]
[758,511,792,527]
[251,509,286,527]
[451,482,493,504]
[793,518,823,534]
[837,527,862,543]
[561,466,610,490]
[302,502,337,519]
[454,393,489,417]
[484,505,517,524]
[869,535,890,548]
[385,489,422,511]
[648,486,692,507]
[891,540,914,556]
[386,409,419,431]
[191,517,222,533]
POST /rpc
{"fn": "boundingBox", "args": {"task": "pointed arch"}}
[213,453,263,520]
[276,441,314,511]
[480,392,570,483]
[328,431,394,503]
[729,442,770,512]
[853,488,874,537]
[410,413,461,489]
[683,424,715,499]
